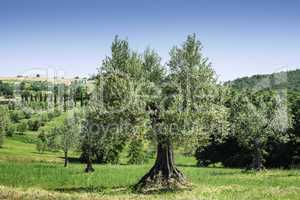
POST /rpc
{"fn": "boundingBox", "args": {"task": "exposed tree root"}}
[134,139,191,193]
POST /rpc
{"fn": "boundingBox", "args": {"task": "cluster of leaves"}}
[127,137,147,165]
[0,81,14,97]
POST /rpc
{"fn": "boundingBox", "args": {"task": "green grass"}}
[0,137,76,163]
[0,136,300,199]
[0,161,299,200]
[10,131,39,144]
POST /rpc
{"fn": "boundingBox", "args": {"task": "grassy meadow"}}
[0,136,300,200]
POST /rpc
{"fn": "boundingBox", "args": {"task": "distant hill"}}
[227,69,300,92]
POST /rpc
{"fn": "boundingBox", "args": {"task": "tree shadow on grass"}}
[58,156,82,164]
[55,185,189,196]
[176,164,224,169]
[209,171,238,176]
[176,164,198,168]
[55,186,130,195]
[55,186,106,193]
[131,186,192,195]
[32,152,57,156]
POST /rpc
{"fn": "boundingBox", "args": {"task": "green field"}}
[0,137,300,200]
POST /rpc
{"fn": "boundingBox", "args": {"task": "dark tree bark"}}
[39,92,43,102]
[64,151,68,167]
[44,94,48,103]
[73,96,77,107]
[134,137,186,192]
[63,96,67,112]
[54,93,57,107]
[80,92,84,107]
[252,138,264,171]
[25,94,29,102]
[85,151,95,173]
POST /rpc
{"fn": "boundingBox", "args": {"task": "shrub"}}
[9,110,26,123]
[0,106,10,147]
[40,112,49,123]
[36,139,47,153]
[47,109,61,120]
[6,124,17,137]
[0,133,4,147]
[127,138,146,165]
[16,119,28,134]
[36,131,47,153]
[23,109,33,119]
[28,117,42,131]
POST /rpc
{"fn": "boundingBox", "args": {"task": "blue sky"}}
[0,0,299,81]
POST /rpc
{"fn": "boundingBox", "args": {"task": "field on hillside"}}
[0,137,300,200]
[0,76,74,85]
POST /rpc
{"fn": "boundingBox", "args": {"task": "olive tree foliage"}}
[229,90,291,170]
[167,34,229,146]
[36,111,81,166]
[83,34,228,191]
[127,137,146,165]
[0,106,10,147]
[80,36,146,171]
[56,112,81,167]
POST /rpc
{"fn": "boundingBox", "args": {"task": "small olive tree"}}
[38,111,81,166]
[57,112,81,167]
[0,106,10,147]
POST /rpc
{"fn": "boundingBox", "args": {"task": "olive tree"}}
[133,34,228,191]
[38,111,81,166]
[85,34,228,192]
[57,112,81,167]
[81,36,135,171]
[229,90,290,170]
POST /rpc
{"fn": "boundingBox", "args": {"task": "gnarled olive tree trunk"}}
[134,137,186,192]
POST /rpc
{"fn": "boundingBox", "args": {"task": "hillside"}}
[227,69,300,92]
[0,76,74,85]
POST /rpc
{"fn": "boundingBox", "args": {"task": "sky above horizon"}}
[0,0,299,81]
